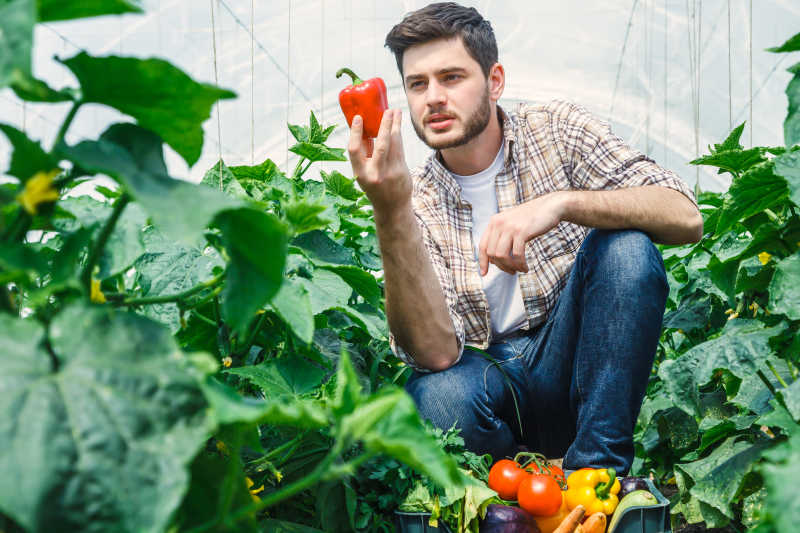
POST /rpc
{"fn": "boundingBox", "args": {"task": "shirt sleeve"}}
[388,210,466,373]
[553,100,697,207]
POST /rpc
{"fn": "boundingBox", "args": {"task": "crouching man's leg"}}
[521,229,668,473]
[556,229,668,473]
[405,342,529,461]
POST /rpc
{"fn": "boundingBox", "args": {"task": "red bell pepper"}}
[336,67,388,139]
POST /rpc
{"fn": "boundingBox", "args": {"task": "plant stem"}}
[189,443,344,532]
[114,272,225,307]
[291,157,306,180]
[766,360,789,388]
[237,312,268,357]
[80,194,131,291]
[52,101,83,152]
[297,160,313,179]
[248,431,308,469]
[191,310,217,327]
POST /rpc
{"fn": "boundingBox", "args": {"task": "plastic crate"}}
[394,511,453,533]
[605,477,671,533]
[394,477,671,533]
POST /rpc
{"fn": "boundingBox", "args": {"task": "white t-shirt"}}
[451,146,528,339]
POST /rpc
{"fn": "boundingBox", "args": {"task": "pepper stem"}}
[336,67,363,86]
[595,468,617,500]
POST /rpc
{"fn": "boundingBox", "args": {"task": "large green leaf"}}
[786,64,800,148]
[774,150,800,207]
[318,265,382,309]
[691,148,766,176]
[134,227,223,332]
[767,32,800,53]
[0,123,58,180]
[677,436,771,523]
[37,0,142,21]
[321,170,362,201]
[216,208,289,333]
[289,142,347,163]
[59,52,236,166]
[270,277,314,343]
[0,0,34,88]
[171,450,257,533]
[200,377,327,428]
[61,123,239,244]
[9,72,75,102]
[0,307,213,532]
[715,162,789,234]
[56,195,148,279]
[225,356,325,398]
[284,200,332,235]
[768,253,800,320]
[292,230,358,266]
[658,320,786,417]
[297,269,352,315]
[202,159,250,199]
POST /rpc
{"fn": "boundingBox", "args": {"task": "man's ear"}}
[488,62,505,101]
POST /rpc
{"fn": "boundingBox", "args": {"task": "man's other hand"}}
[478,192,567,276]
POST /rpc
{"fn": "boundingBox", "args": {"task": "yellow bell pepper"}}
[564,467,620,515]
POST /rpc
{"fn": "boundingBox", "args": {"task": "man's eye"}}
[444,74,461,81]
[409,81,425,89]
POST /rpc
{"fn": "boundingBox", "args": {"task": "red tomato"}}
[487,459,528,501]
[528,462,566,486]
[517,473,563,517]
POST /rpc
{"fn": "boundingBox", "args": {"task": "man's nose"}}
[425,81,446,106]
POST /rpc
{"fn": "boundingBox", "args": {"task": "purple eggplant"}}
[618,476,650,499]
[480,504,542,533]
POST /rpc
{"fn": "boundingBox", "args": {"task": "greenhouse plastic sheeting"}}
[2,0,799,192]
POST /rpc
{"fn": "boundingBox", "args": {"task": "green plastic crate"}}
[394,477,671,533]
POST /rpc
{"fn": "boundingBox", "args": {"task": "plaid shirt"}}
[390,99,697,370]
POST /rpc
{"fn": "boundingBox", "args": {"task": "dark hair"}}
[384,2,498,78]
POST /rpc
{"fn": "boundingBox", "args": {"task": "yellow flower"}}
[246,477,264,502]
[215,440,229,455]
[17,169,60,214]
[274,470,283,483]
[222,356,233,368]
[758,251,772,265]
[90,279,106,303]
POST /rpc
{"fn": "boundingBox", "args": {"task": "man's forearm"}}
[556,186,703,244]
[375,206,460,371]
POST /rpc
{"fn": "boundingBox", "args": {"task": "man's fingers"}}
[372,108,395,160]
[389,109,405,160]
[347,115,367,174]
[478,230,490,276]
[512,236,529,273]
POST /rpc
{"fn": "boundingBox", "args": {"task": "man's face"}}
[402,37,494,150]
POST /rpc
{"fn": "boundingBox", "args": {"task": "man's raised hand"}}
[347,109,412,219]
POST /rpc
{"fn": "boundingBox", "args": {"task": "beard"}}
[411,85,492,150]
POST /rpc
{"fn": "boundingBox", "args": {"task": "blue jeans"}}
[405,229,667,474]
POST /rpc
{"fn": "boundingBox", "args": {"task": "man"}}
[345,2,702,473]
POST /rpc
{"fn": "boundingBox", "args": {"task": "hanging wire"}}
[210,0,223,189]
[727,0,732,130]
[748,0,753,147]
[286,0,292,173]
[321,0,325,125]
[250,0,255,164]
[686,0,701,188]
[217,0,311,104]
[610,0,640,119]
[663,0,668,166]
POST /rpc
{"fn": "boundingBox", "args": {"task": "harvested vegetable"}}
[565,468,620,515]
[479,504,542,533]
[607,490,659,533]
[553,504,585,533]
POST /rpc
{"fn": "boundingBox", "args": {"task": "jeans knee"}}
[583,229,667,295]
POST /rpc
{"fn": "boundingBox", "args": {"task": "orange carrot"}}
[581,512,607,533]
[553,504,585,533]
